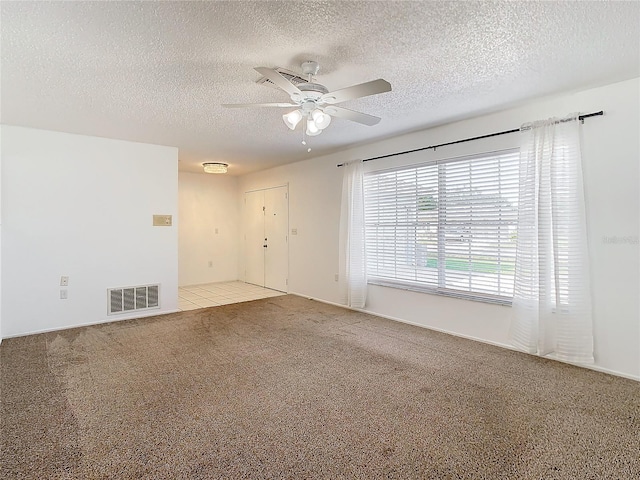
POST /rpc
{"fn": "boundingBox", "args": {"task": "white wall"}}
[0,129,2,344]
[178,172,239,286]
[1,126,179,337]
[239,77,640,380]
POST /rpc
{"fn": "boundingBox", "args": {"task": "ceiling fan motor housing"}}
[292,83,328,103]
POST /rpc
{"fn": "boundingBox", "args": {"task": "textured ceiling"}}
[2,1,639,175]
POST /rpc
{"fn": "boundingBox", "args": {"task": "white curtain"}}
[510,114,594,364]
[339,160,367,308]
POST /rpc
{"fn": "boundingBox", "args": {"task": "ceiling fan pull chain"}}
[301,124,312,152]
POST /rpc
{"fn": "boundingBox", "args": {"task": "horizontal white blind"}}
[364,149,520,303]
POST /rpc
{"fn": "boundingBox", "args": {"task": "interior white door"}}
[264,186,288,292]
[244,186,289,292]
[244,189,265,287]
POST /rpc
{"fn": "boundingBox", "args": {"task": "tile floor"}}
[178,281,286,311]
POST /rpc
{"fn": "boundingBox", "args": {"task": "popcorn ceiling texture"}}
[1,1,639,175]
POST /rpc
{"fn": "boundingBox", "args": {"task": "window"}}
[364,149,519,304]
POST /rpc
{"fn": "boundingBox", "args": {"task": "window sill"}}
[368,279,513,306]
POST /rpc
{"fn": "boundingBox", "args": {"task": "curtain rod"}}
[336,110,603,167]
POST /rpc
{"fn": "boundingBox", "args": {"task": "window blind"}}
[364,149,520,304]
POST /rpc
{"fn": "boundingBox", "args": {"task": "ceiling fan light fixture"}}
[203,162,228,174]
[306,117,321,136]
[282,110,303,130]
[312,109,331,129]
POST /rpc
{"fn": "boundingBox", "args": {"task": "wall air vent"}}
[108,284,160,315]
[257,67,308,88]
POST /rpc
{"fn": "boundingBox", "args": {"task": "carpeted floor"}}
[1,295,639,479]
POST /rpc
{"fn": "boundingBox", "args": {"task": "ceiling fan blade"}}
[321,78,391,104]
[255,67,303,98]
[222,102,298,108]
[324,105,381,126]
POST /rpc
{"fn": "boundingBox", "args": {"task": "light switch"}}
[153,215,172,226]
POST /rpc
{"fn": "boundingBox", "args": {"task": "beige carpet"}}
[1,295,639,479]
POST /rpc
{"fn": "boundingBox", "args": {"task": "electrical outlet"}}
[215,228,219,234]
[334,274,339,282]
[291,228,298,235]
[60,276,69,286]
[208,261,213,268]
[60,289,68,299]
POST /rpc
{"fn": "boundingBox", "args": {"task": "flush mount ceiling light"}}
[203,162,228,174]
[223,61,392,147]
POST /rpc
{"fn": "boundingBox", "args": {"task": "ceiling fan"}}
[222,61,392,142]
